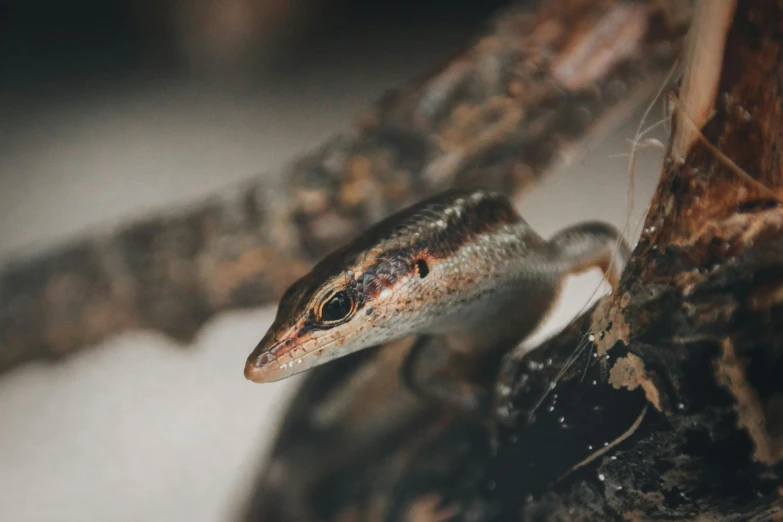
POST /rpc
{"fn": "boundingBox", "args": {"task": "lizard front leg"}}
[402,335,499,414]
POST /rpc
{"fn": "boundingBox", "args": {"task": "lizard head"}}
[243,245,428,383]
[243,188,520,383]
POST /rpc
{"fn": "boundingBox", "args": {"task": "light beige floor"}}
[0,41,667,522]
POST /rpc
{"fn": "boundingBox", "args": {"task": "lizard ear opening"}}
[416,259,429,278]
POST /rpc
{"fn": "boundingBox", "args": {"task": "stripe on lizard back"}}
[278,187,524,314]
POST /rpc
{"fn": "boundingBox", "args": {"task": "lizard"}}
[244,187,630,413]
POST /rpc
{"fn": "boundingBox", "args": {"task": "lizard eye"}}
[318,291,354,323]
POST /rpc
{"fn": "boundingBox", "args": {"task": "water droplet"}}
[588,334,595,342]
[598,474,605,481]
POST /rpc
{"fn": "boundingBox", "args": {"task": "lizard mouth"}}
[244,330,320,383]
[245,328,356,383]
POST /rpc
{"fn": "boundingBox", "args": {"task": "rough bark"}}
[242,1,783,520]
[0,0,688,375]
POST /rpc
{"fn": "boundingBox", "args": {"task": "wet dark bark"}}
[242,1,783,520]
[0,0,688,375]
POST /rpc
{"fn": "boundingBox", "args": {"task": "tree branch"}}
[0,0,688,375]
[242,0,783,520]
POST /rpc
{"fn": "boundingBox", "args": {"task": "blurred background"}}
[0,1,666,520]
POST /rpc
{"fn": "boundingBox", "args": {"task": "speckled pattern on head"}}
[245,188,630,383]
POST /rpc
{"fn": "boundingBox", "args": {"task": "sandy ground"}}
[0,35,667,522]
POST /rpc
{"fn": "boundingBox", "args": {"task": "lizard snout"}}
[244,350,278,383]
[245,332,308,383]
[244,334,289,383]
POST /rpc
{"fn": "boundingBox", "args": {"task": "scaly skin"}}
[244,188,630,390]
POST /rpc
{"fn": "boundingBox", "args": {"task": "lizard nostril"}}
[253,352,276,368]
[416,259,429,278]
